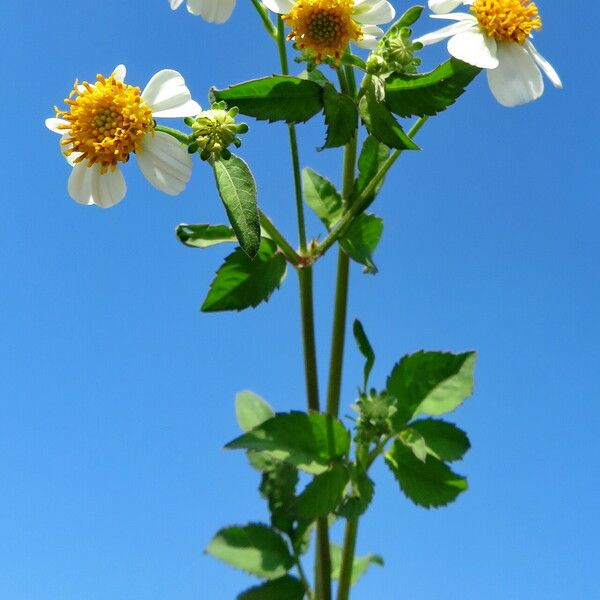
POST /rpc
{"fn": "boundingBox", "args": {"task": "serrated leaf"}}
[212,76,324,124]
[236,391,275,432]
[320,84,357,150]
[260,462,299,535]
[385,440,468,508]
[386,351,476,426]
[340,213,383,274]
[350,135,390,207]
[237,575,305,600]
[385,59,481,118]
[409,419,470,462]
[201,238,287,312]
[353,319,375,392]
[302,168,342,229]
[383,5,424,40]
[295,464,349,519]
[359,82,420,151]
[337,466,374,520]
[399,428,428,462]
[176,223,237,249]
[214,155,260,258]
[225,412,351,474]
[206,524,294,579]
[331,544,384,585]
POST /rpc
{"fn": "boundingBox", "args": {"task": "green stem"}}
[259,210,301,266]
[294,549,314,600]
[298,267,320,413]
[335,518,359,600]
[250,0,277,37]
[314,116,429,258]
[154,125,190,145]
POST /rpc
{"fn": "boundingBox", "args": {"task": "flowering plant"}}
[46,1,561,598]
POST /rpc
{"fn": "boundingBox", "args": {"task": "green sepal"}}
[295,464,349,519]
[331,544,384,585]
[320,84,358,150]
[211,76,324,124]
[206,523,294,579]
[340,213,383,274]
[225,411,351,474]
[385,58,481,118]
[386,350,477,427]
[201,238,287,312]
[382,5,424,41]
[385,440,468,508]
[176,223,237,249]
[213,154,260,258]
[359,81,420,150]
[237,576,306,600]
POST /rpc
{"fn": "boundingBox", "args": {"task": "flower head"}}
[46,66,201,208]
[415,0,562,107]
[263,0,395,61]
[169,0,235,23]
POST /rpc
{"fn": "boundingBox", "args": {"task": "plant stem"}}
[154,125,190,145]
[335,518,359,600]
[314,116,429,258]
[298,267,320,413]
[294,549,314,600]
[259,210,301,266]
[250,0,277,37]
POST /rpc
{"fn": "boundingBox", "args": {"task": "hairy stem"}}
[250,0,277,37]
[335,518,359,600]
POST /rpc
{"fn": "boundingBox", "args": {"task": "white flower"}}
[169,0,235,23]
[415,0,562,107]
[262,0,395,60]
[46,65,201,208]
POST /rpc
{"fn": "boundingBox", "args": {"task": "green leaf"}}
[212,76,324,124]
[298,69,330,86]
[340,213,383,274]
[340,53,367,71]
[337,466,374,520]
[260,462,299,535]
[331,544,384,585]
[206,524,294,579]
[236,391,275,432]
[353,319,375,392]
[385,440,468,508]
[302,168,342,229]
[383,5,424,40]
[176,223,237,249]
[201,238,287,312]
[214,155,260,258]
[359,82,420,151]
[409,419,471,462]
[295,464,349,519]
[237,576,305,600]
[385,59,481,118]
[350,135,390,207]
[320,84,357,150]
[386,351,477,426]
[225,412,351,474]
[398,428,428,462]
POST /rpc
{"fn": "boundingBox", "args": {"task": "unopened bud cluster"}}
[187,102,248,160]
[367,26,422,76]
[352,391,397,445]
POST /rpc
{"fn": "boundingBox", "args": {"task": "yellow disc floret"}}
[55,71,154,172]
[284,0,362,61]
[471,0,542,44]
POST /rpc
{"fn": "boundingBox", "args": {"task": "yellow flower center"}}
[284,0,362,61]
[471,0,542,44]
[55,72,154,172]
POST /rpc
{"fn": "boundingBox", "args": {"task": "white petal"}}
[59,136,83,166]
[430,12,476,21]
[136,132,192,196]
[170,0,185,8]
[447,29,498,68]
[262,0,294,14]
[429,0,465,14]
[487,42,543,107]
[353,0,395,25]
[187,0,236,22]
[142,70,201,118]
[414,19,475,46]
[45,117,69,135]
[112,64,127,82]
[525,40,562,89]
[67,164,126,208]
[355,24,384,48]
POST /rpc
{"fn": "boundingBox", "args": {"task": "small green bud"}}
[190,103,248,160]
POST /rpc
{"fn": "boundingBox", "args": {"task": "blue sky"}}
[1,1,598,598]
